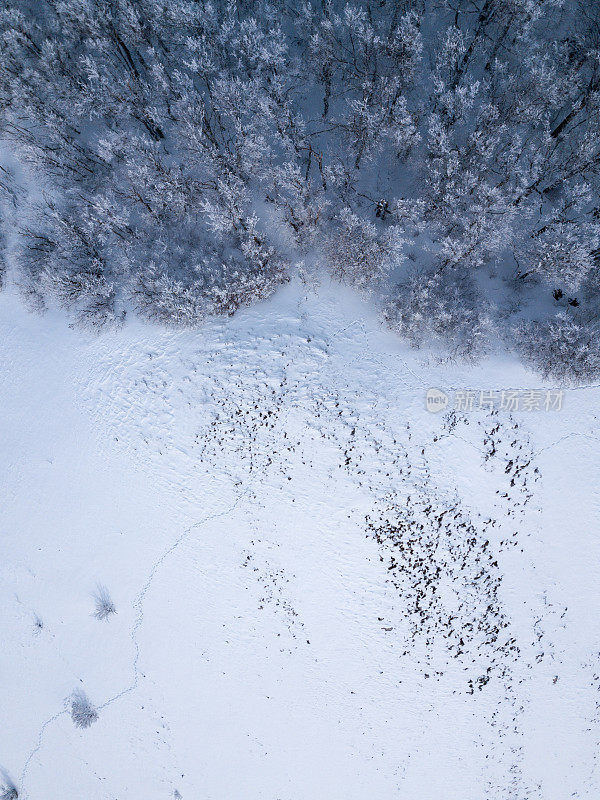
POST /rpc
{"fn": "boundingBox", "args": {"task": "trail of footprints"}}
[85,340,577,799]
[186,372,532,666]
[365,497,516,692]
[188,368,542,691]
[181,369,556,797]
[241,549,305,651]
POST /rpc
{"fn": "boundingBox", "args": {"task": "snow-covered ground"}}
[1,276,599,799]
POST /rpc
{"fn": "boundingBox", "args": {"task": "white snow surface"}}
[1,277,599,799]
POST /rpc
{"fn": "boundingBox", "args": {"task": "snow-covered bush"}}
[513,314,600,382]
[70,690,98,729]
[384,270,491,359]
[0,774,18,800]
[92,585,116,621]
[131,236,288,326]
[326,210,402,289]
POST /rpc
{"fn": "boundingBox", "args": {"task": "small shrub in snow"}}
[92,585,116,620]
[71,690,98,729]
[0,775,18,800]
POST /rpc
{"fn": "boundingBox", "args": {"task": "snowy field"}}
[2,277,599,800]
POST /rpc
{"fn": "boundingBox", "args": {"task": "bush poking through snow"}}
[92,585,116,620]
[0,769,18,800]
[71,690,98,729]
[0,768,17,799]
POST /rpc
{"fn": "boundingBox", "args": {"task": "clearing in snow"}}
[1,279,599,799]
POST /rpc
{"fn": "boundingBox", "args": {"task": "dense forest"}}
[0,0,599,380]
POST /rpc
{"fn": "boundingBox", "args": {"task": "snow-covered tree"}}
[0,0,598,378]
[384,269,491,359]
[514,312,600,382]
